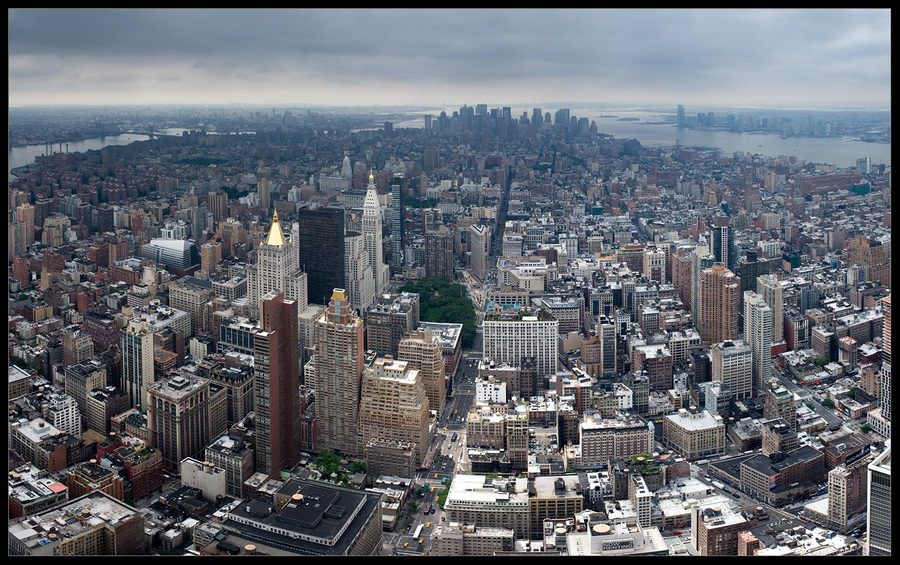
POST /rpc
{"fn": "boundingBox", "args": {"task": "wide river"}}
[8,133,151,182]
[395,109,891,169]
[9,112,890,182]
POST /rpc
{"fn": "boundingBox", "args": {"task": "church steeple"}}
[265,209,286,247]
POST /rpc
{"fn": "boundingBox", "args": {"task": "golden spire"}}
[368,170,375,185]
[265,209,286,247]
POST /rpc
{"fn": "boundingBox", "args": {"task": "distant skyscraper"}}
[425,226,455,280]
[711,216,732,270]
[363,172,389,295]
[856,157,871,175]
[297,207,346,305]
[391,174,405,274]
[121,319,154,410]
[341,155,352,179]
[313,289,365,457]
[554,108,571,130]
[699,263,740,345]
[258,178,272,212]
[254,291,300,477]
[677,105,686,128]
[532,108,543,126]
[744,291,773,395]
[15,202,35,247]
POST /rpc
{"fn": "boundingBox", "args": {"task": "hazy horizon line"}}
[9,102,891,113]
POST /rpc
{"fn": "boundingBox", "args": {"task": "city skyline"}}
[9,8,891,109]
[6,6,891,558]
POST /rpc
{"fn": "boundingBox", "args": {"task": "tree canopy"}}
[401,277,476,348]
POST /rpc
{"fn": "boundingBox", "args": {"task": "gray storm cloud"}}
[9,8,891,108]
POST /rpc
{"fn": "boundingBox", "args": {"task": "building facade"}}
[313,289,365,457]
[699,263,740,344]
[253,291,300,477]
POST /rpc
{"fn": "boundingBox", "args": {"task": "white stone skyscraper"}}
[344,231,375,315]
[757,274,784,343]
[341,155,352,179]
[363,171,390,295]
[247,210,308,320]
[744,291,773,395]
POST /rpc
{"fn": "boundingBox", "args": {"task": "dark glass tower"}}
[297,207,346,305]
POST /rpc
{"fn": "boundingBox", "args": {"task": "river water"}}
[8,133,150,182]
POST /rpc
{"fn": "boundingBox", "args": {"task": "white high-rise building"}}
[247,210,309,319]
[757,274,784,343]
[341,155,353,179]
[866,441,891,556]
[345,231,375,315]
[710,340,753,400]
[744,291,773,395]
[363,172,390,295]
[483,311,559,378]
[121,319,155,410]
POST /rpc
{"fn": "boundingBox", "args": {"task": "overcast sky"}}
[8,9,891,109]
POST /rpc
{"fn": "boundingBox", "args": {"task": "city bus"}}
[413,524,423,539]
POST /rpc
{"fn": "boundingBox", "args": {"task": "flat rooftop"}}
[417,322,462,350]
[223,479,380,555]
[9,491,140,551]
[665,409,723,431]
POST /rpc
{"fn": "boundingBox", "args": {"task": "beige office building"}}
[431,522,515,556]
[663,409,725,461]
[398,329,447,414]
[699,263,740,344]
[359,358,430,467]
[147,374,227,472]
[8,491,145,556]
[710,340,753,400]
[313,288,365,457]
